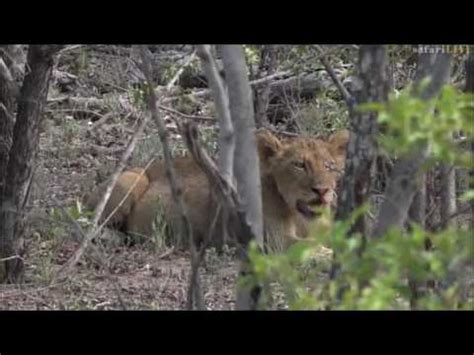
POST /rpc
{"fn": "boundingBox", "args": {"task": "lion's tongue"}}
[296,200,317,219]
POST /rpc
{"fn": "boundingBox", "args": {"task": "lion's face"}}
[258,130,349,220]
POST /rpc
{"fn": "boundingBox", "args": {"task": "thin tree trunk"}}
[138,47,202,309]
[408,173,427,227]
[0,45,61,283]
[439,165,456,229]
[196,45,235,248]
[464,54,474,229]
[372,53,453,238]
[254,45,278,128]
[336,45,389,235]
[0,45,24,192]
[219,45,264,310]
[220,45,264,243]
[196,45,234,182]
[407,172,426,309]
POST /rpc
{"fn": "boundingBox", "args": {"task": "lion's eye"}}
[293,160,305,170]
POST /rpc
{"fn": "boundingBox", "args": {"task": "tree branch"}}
[196,44,235,183]
[315,45,354,108]
[138,46,201,310]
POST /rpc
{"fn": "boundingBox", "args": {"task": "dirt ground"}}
[0,45,245,310]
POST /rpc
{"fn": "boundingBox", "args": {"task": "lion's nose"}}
[311,187,329,198]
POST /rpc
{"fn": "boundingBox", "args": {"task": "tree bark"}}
[0,45,61,283]
[196,45,235,248]
[408,173,427,227]
[0,45,24,193]
[464,54,474,228]
[336,45,389,236]
[219,45,264,310]
[372,53,453,238]
[439,165,456,229]
[220,45,263,243]
[196,45,234,183]
[254,45,278,128]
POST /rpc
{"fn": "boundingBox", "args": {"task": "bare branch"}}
[196,44,235,183]
[137,46,199,309]
[186,203,222,310]
[158,104,214,122]
[56,111,152,276]
[315,45,354,108]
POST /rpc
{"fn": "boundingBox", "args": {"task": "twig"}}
[160,70,295,105]
[166,50,196,90]
[0,56,14,82]
[262,126,299,138]
[158,104,215,122]
[315,45,354,108]
[46,108,104,118]
[57,110,151,277]
[107,275,128,310]
[186,203,222,311]
[0,255,24,262]
[157,247,175,260]
[432,206,472,232]
[58,45,84,54]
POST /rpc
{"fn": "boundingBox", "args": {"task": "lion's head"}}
[257,129,349,221]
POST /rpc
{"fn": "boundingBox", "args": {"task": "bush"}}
[244,83,474,310]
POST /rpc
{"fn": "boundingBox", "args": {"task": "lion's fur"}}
[85,129,349,250]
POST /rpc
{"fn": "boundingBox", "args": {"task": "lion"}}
[257,129,349,250]
[85,129,349,251]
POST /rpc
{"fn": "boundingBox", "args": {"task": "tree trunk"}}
[408,173,427,227]
[0,45,24,192]
[220,45,264,243]
[464,54,474,228]
[254,45,278,128]
[219,45,264,310]
[0,45,61,283]
[439,165,456,229]
[196,45,235,248]
[196,45,234,183]
[372,53,452,238]
[336,45,389,236]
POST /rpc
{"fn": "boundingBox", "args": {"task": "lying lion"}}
[85,129,349,251]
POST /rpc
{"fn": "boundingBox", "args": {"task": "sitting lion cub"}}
[85,129,349,250]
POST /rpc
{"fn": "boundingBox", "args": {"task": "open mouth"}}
[296,195,332,219]
[296,199,320,219]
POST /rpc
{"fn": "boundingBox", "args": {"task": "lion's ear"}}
[327,129,350,168]
[256,130,283,166]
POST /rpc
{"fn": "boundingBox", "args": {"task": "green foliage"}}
[175,93,201,115]
[361,83,474,168]
[242,45,260,67]
[280,45,319,73]
[162,56,201,85]
[72,47,90,75]
[296,95,349,135]
[150,199,172,251]
[247,207,472,310]
[130,86,148,110]
[245,85,473,310]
